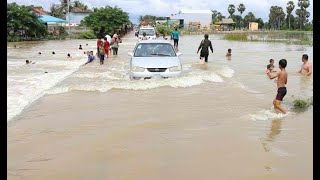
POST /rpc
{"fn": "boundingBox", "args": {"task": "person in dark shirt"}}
[197,34,213,63]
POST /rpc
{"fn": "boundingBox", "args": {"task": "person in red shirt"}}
[97,37,102,56]
[103,37,110,58]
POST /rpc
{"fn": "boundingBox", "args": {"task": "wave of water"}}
[250,109,291,121]
[47,70,225,94]
[7,59,85,122]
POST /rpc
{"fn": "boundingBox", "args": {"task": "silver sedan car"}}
[128,40,182,79]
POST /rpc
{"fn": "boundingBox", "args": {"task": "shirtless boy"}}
[298,54,312,76]
[267,59,288,114]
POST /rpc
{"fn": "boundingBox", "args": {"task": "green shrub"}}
[293,97,313,109]
[156,25,174,36]
[224,33,248,41]
[78,30,96,39]
[7,35,19,42]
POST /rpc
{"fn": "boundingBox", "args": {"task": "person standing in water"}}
[171,28,179,51]
[110,35,120,55]
[98,41,105,65]
[298,54,312,76]
[97,37,102,55]
[197,34,213,63]
[267,59,288,114]
[103,37,110,58]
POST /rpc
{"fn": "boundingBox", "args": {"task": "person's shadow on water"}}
[262,119,282,152]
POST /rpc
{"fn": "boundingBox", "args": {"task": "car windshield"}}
[139,29,155,36]
[134,43,176,57]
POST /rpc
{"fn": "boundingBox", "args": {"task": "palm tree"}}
[296,0,310,30]
[237,3,246,28]
[269,6,285,30]
[73,0,89,11]
[49,3,63,19]
[286,1,295,30]
[228,4,235,18]
[211,10,224,24]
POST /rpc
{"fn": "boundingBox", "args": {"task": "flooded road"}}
[8,32,312,179]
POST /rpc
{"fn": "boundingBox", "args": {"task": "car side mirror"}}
[128,52,134,56]
[176,52,182,56]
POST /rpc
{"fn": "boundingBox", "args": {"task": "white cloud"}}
[7,0,313,23]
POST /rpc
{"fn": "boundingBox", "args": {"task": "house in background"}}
[32,8,66,34]
[32,8,46,15]
[216,18,236,31]
[169,10,212,29]
[65,7,92,27]
[249,22,258,31]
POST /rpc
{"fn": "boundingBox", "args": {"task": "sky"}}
[8,0,313,24]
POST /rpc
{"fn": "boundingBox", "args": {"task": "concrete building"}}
[169,10,212,29]
[249,22,259,31]
[65,7,91,25]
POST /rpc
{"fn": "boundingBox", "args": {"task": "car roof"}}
[137,40,171,44]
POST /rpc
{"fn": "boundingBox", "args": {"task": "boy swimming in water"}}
[226,48,232,57]
[267,59,288,114]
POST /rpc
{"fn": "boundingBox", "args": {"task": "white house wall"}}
[66,12,90,25]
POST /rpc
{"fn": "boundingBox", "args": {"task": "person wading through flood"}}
[98,41,105,65]
[197,34,213,63]
[97,36,102,56]
[110,34,120,55]
[103,37,110,58]
[267,59,288,114]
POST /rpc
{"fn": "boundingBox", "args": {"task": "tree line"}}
[212,0,312,30]
[7,1,131,41]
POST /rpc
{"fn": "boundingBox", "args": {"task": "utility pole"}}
[68,0,71,34]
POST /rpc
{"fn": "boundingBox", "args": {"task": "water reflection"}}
[262,119,282,152]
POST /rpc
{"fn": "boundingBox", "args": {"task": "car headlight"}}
[131,66,145,72]
[169,66,181,72]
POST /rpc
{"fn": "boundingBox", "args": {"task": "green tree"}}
[211,10,223,24]
[296,0,310,30]
[228,4,235,18]
[73,1,90,11]
[286,1,295,30]
[49,3,64,19]
[139,15,157,26]
[237,3,246,28]
[81,6,130,36]
[268,6,285,30]
[232,15,242,29]
[7,3,47,40]
[255,18,264,29]
[244,12,256,28]
[285,14,295,30]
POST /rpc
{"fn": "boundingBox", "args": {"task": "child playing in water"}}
[268,59,275,68]
[267,59,288,114]
[266,64,274,74]
[83,51,94,66]
[226,48,232,57]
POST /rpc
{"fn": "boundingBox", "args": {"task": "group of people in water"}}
[264,54,312,114]
[21,28,312,114]
[94,34,121,65]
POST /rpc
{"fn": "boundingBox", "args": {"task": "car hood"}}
[132,57,181,68]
